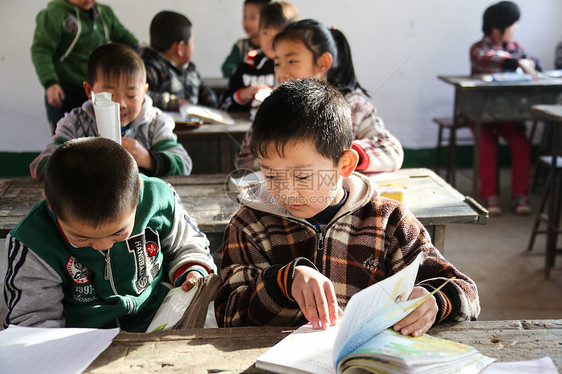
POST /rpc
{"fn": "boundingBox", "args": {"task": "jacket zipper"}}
[101,250,134,318]
[316,231,324,272]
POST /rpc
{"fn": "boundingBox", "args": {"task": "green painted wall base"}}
[0,145,541,178]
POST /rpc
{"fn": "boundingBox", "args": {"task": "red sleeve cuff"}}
[172,262,213,283]
[352,142,370,171]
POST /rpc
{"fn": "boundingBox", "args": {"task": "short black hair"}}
[87,43,146,86]
[259,1,299,30]
[44,138,140,227]
[150,10,192,52]
[482,1,520,35]
[245,0,271,6]
[250,78,353,165]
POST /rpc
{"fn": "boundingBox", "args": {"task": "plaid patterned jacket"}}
[215,173,480,327]
[233,89,404,173]
[142,47,217,111]
[470,35,542,74]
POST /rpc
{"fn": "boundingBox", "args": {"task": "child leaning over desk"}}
[4,137,217,332]
[470,1,541,215]
[31,0,138,134]
[141,10,217,111]
[30,43,193,179]
[234,19,403,173]
[221,0,272,77]
[215,78,480,335]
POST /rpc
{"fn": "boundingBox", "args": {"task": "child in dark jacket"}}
[215,78,480,335]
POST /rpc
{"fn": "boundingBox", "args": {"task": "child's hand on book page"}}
[292,266,339,330]
[121,137,155,171]
[180,271,203,292]
[392,286,438,337]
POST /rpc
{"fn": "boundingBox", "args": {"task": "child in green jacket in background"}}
[31,0,137,134]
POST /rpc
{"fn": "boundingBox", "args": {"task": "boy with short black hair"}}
[5,137,216,331]
[142,10,217,111]
[215,78,480,336]
[220,1,298,112]
[30,42,192,179]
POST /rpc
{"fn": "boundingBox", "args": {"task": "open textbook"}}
[171,104,236,126]
[146,274,222,332]
[256,253,495,374]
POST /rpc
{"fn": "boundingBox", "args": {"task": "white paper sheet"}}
[0,325,119,374]
[92,92,121,144]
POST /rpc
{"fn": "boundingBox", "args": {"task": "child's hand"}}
[291,265,339,330]
[121,137,155,171]
[393,286,438,337]
[518,59,538,77]
[181,271,203,292]
[238,85,270,102]
[46,84,65,108]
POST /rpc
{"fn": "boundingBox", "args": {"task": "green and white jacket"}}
[3,176,216,332]
[31,0,137,95]
[30,95,192,178]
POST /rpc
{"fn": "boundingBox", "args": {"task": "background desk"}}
[438,75,562,197]
[174,112,251,174]
[84,319,562,373]
[0,169,487,260]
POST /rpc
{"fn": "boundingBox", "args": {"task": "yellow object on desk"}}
[376,184,405,202]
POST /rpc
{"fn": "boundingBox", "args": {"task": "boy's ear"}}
[339,149,359,178]
[83,81,93,100]
[317,52,334,75]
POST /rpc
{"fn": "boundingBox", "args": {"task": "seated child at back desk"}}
[215,78,480,334]
[220,1,299,112]
[30,43,193,179]
[142,10,217,111]
[4,137,217,332]
[221,0,272,77]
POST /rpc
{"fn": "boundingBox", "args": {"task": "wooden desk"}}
[438,75,562,197]
[84,319,562,373]
[174,112,251,174]
[0,169,487,257]
[529,105,562,279]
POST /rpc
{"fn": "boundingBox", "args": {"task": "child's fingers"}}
[323,282,339,326]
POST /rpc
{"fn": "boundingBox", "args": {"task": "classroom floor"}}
[440,167,562,321]
[0,167,561,323]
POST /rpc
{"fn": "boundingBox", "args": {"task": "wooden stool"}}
[433,117,473,187]
[527,155,562,279]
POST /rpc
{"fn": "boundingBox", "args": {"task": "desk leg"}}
[472,121,481,199]
[545,125,561,279]
[219,134,232,174]
[428,225,446,254]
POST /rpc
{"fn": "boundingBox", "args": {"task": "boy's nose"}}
[91,239,116,251]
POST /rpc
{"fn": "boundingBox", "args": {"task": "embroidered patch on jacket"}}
[126,227,162,293]
[66,256,97,303]
[63,15,79,34]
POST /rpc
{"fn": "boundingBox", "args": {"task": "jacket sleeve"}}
[196,73,218,109]
[234,128,260,171]
[3,235,66,329]
[470,41,519,74]
[220,64,250,112]
[383,203,480,324]
[101,5,137,48]
[221,43,242,78]
[30,8,63,89]
[348,96,404,173]
[160,185,217,284]
[146,113,192,176]
[29,110,83,179]
[215,211,310,327]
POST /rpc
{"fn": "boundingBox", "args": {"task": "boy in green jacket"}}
[4,137,216,332]
[31,0,137,133]
[215,79,480,336]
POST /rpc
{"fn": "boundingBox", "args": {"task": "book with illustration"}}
[146,274,222,332]
[256,254,494,374]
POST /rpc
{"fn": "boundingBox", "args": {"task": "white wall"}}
[1,0,561,152]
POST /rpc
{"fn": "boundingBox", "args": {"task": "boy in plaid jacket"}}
[215,78,480,336]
